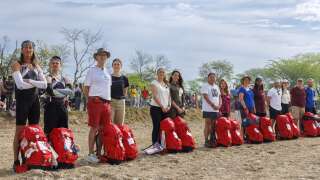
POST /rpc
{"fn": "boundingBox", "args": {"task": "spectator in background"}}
[129,85,138,107]
[253,76,267,117]
[74,84,82,111]
[305,78,316,114]
[141,86,150,107]
[281,79,291,114]
[219,79,231,118]
[1,76,15,111]
[290,78,306,127]
[267,80,282,125]
[81,83,87,111]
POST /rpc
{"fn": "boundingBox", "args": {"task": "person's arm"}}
[28,66,47,89]
[83,86,90,97]
[11,62,34,90]
[239,92,247,109]
[202,94,219,110]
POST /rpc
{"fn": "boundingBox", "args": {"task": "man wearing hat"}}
[267,80,282,124]
[290,78,306,128]
[83,48,111,163]
[43,56,73,135]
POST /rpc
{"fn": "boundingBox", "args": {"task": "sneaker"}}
[204,140,213,148]
[86,154,100,163]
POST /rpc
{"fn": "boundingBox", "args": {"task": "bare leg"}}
[88,127,98,154]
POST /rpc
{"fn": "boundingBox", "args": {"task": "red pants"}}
[87,97,111,128]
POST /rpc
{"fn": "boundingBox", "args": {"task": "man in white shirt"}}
[83,48,111,163]
[201,72,221,148]
[267,80,282,124]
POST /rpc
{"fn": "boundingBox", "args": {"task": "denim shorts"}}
[203,111,219,121]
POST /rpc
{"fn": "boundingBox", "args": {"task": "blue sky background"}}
[1,0,320,80]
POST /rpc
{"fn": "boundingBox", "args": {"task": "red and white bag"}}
[259,117,276,142]
[49,128,78,168]
[19,125,54,170]
[173,116,195,152]
[160,118,182,153]
[215,117,232,147]
[230,119,243,146]
[117,124,138,160]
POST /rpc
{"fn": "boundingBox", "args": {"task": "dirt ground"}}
[0,108,320,180]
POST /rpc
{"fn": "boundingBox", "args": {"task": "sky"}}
[1,0,320,80]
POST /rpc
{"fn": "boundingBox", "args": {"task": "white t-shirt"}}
[281,89,291,104]
[84,66,112,100]
[201,83,221,112]
[267,87,282,111]
[150,80,171,108]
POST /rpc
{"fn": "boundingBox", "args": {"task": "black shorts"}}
[203,111,219,121]
[16,96,40,126]
[269,106,281,120]
[281,103,290,114]
[44,100,69,134]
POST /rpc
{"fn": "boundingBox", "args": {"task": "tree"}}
[199,60,233,82]
[145,54,171,81]
[61,28,103,85]
[32,41,70,75]
[0,36,17,78]
[130,50,153,81]
[186,79,202,94]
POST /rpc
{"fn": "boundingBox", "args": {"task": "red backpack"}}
[259,117,276,142]
[230,119,243,146]
[285,113,300,138]
[173,116,195,152]
[49,128,78,168]
[275,115,293,140]
[302,112,318,137]
[19,125,54,170]
[101,123,125,165]
[215,117,232,147]
[160,118,182,153]
[244,114,263,144]
[117,124,138,160]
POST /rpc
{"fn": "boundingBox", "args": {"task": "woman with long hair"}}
[12,40,47,171]
[149,68,171,147]
[219,79,231,118]
[253,76,266,117]
[169,70,185,118]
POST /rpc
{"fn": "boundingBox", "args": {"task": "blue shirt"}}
[238,86,255,111]
[305,87,316,108]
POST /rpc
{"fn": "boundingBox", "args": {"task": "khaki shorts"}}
[291,106,305,123]
[111,98,126,125]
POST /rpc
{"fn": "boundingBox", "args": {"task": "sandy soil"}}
[0,109,320,180]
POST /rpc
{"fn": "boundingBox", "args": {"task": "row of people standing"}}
[238,75,316,128]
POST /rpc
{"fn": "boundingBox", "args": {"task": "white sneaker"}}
[86,154,100,163]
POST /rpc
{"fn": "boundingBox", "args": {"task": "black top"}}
[111,75,129,99]
[170,83,185,108]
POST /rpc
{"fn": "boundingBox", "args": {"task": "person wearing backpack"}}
[43,56,73,135]
[110,58,129,125]
[11,40,47,172]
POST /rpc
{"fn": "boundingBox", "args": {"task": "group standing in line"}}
[9,40,319,171]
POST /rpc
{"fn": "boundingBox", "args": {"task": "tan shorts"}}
[291,106,305,123]
[111,98,126,125]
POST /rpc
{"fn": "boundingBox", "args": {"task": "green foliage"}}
[127,73,150,89]
[199,60,233,82]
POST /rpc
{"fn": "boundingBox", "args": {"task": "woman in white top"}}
[281,79,291,114]
[150,68,171,145]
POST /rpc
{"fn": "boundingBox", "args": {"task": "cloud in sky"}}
[0,0,320,80]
